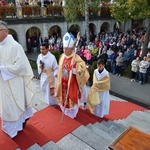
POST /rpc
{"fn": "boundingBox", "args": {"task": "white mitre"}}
[63,32,75,48]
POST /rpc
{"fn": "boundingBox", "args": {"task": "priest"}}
[0,20,34,138]
[55,32,90,119]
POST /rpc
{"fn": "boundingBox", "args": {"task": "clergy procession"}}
[0,20,111,138]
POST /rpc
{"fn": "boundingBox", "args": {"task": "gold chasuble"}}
[87,73,110,113]
[56,52,89,108]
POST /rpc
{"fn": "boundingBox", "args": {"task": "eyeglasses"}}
[0,29,6,31]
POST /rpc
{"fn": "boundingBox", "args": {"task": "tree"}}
[63,0,109,44]
[110,0,150,58]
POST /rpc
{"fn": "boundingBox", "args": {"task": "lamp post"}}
[16,0,23,19]
[41,0,44,7]
[41,0,47,18]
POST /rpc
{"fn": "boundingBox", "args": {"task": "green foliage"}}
[89,61,97,84]
[127,0,150,19]
[51,51,61,62]
[110,0,150,21]
[64,0,105,23]
[0,5,16,19]
[110,1,130,23]
[64,0,82,23]
[30,61,37,70]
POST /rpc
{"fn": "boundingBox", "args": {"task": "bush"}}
[88,61,97,85]
[30,60,37,70]
[51,51,60,62]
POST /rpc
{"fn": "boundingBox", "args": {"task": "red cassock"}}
[61,57,81,108]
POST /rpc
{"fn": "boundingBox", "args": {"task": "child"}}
[87,59,110,118]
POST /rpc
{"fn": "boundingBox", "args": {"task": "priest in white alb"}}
[37,42,58,105]
[0,20,34,138]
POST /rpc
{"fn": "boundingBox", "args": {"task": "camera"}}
[40,60,44,68]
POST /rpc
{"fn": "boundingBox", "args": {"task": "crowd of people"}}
[29,27,150,85]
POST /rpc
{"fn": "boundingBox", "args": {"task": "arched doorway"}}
[89,23,96,36]
[89,23,96,41]
[132,19,144,29]
[114,21,120,32]
[26,27,41,54]
[26,27,41,39]
[48,25,61,38]
[8,28,18,41]
[68,24,80,37]
[100,22,110,33]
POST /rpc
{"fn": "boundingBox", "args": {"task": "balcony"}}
[0,4,112,23]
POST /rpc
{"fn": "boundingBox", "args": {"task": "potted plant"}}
[5,5,16,18]
[47,5,54,16]
[0,6,6,19]
[22,5,32,18]
[101,6,111,17]
[31,5,40,16]
[53,5,63,16]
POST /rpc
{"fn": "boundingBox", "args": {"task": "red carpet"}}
[0,120,18,150]
[75,108,106,125]
[104,100,148,120]
[13,129,37,150]
[26,106,81,143]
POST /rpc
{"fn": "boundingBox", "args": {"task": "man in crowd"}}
[0,20,34,138]
[37,42,58,105]
[55,32,89,119]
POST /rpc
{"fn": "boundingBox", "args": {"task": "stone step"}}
[121,112,150,134]
[101,120,127,129]
[56,133,95,150]
[129,110,150,123]
[114,114,150,134]
[114,119,129,128]
[86,123,114,143]
[94,121,127,135]
[72,125,110,150]
[144,110,150,114]
[32,95,49,111]
[93,122,126,140]
[42,141,63,150]
[27,143,43,150]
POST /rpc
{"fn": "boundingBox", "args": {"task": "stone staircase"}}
[25,107,150,150]
[26,109,150,150]
[17,79,150,150]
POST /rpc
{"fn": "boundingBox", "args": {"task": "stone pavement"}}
[27,53,150,109]
[109,73,150,109]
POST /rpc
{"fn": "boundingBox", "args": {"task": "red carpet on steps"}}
[104,100,148,120]
[55,106,106,126]
[0,100,148,150]
[24,106,81,143]
[0,120,18,150]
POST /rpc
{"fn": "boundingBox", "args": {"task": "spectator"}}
[138,56,149,84]
[110,50,117,74]
[116,52,124,76]
[130,57,140,81]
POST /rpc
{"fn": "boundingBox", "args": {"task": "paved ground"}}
[27,53,150,109]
